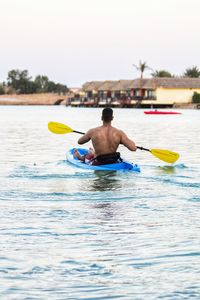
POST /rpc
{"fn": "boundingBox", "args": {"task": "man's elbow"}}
[77,137,83,144]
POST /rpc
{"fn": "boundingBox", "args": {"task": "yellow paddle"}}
[48,121,84,135]
[48,121,180,164]
[136,146,179,164]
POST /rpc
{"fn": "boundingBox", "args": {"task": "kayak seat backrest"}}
[93,152,122,165]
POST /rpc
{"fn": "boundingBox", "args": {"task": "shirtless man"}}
[74,107,137,165]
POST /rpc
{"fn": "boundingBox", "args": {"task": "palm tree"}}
[132,60,153,107]
[132,60,153,79]
[183,66,200,78]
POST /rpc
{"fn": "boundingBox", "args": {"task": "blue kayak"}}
[66,148,140,172]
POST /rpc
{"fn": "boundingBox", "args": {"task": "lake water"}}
[0,106,200,300]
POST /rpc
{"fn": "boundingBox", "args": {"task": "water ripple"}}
[0,107,200,300]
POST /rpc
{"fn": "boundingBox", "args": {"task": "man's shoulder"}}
[87,126,101,134]
[90,125,101,131]
[112,126,123,134]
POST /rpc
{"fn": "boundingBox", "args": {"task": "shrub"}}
[0,84,5,95]
[192,92,200,103]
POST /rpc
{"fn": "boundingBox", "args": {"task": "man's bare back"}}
[77,119,137,156]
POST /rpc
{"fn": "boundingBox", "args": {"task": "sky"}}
[1,0,200,87]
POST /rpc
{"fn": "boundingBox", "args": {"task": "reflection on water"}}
[92,201,115,220]
[89,171,122,191]
[157,165,177,174]
[156,163,188,175]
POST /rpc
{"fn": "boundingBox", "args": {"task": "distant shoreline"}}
[0,93,199,109]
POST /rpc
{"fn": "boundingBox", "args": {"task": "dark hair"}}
[102,107,113,122]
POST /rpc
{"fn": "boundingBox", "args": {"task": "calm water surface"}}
[0,106,200,300]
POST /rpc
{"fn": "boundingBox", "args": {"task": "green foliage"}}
[192,92,200,103]
[6,69,69,94]
[151,70,173,78]
[7,69,35,94]
[0,84,5,94]
[184,66,200,78]
[34,75,49,93]
[34,76,68,94]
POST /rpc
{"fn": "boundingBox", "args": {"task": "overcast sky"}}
[0,0,200,87]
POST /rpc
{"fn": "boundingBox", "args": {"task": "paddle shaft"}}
[136,146,150,152]
[73,130,85,134]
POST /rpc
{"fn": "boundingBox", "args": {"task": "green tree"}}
[47,81,56,92]
[34,75,49,93]
[34,76,68,94]
[54,83,68,94]
[6,69,68,94]
[0,84,5,94]
[184,66,200,78]
[151,69,173,78]
[192,92,200,103]
[7,69,34,93]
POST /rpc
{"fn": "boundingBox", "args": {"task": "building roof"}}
[126,78,200,89]
[152,77,200,88]
[128,78,153,89]
[111,80,134,91]
[82,81,104,91]
[97,80,117,91]
[82,77,200,91]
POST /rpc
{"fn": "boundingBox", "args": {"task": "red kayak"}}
[144,110,182,115]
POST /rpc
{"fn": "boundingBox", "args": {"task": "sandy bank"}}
[0,93,69,105]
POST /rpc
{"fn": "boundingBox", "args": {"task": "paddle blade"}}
[48,122,73,134]
[150,149,180,164]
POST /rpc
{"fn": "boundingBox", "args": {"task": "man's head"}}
[102,107,113,122]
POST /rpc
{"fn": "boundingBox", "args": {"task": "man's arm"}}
[120,131,137,151]
[78,129,92,144]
